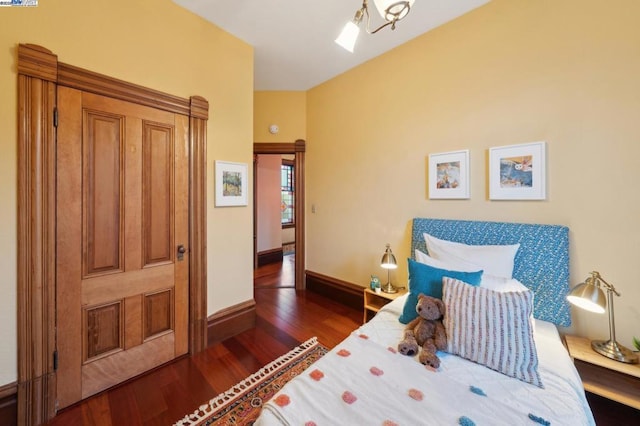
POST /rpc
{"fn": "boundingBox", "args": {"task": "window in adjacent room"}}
[281,159,294,228]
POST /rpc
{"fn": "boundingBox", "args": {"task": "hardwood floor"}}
[47,258,359,425]
[253,254,294,289]
[44,257,640,425]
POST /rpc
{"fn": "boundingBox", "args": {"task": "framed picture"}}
[215,161,248,207]
[489,141,546,200]
[428,149,470,199]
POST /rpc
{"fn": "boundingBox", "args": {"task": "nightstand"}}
[363,287,406,323]
[565,335,640,410]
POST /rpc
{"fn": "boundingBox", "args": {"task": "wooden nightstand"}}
[565,335,640,410]
[363,287,406,323]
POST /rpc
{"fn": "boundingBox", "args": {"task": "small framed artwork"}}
[489,141,546,200]
[215,161,248,207]
[428,149,470,199]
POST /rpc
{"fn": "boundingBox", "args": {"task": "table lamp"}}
[567,271,638,364]
[380,243,398,293]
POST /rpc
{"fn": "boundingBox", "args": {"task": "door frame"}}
[253,141,306,290]
[16,44,208,424]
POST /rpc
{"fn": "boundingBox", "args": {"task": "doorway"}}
[253,141,306,290]
[254,154,294,288]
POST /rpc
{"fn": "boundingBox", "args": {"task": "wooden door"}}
[55,87,190,409]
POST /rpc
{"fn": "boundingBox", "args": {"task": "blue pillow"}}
[398,258,483,324]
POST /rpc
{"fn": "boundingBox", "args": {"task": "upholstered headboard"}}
[411,218,571,326]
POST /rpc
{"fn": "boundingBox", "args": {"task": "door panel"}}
[56,87,189,408]
[83,110,124,276]
[144,289,174,339]
[142,121,174,266]
[84,301,122,361]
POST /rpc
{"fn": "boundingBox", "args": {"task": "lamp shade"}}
[381,244,397,269]
[566,271,637,364]
[335,21,360,52]
[373,0,415,21]
[567,280,606,313]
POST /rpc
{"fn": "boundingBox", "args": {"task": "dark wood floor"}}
[46,257,640,425]
[253,254,294,289]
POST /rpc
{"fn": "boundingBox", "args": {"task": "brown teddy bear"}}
[397,293,447,368]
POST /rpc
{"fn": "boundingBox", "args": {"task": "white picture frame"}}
[489,141,546,200]
[215,161,248,207]
[428,149,470,199]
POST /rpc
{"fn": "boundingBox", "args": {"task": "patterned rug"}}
[174,337,327,426]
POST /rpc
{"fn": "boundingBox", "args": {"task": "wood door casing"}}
[17,43,208,425]
[56,88,189,408]
[253,141,306,289]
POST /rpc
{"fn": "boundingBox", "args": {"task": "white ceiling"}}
[173,0,490,91]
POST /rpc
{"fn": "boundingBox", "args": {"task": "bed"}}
[256,218,595,425]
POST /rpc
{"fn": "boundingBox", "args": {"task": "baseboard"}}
[305,270,364,310]
[257,247,283,267]
[207,299,256,345]
[0,382,17,426]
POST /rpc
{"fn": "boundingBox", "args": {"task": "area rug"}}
[174,337,327,426]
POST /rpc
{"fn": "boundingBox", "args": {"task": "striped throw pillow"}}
[442,277,542,387]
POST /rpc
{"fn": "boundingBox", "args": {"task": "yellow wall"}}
[306,0,640,346]
[0,0,254,386]
[254,91,307,142]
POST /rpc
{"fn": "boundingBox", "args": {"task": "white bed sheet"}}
[256,294,595,426]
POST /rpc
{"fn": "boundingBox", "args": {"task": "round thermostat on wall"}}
[269,124,279,134]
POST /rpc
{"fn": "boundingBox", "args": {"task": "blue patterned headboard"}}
[411,218,571,326]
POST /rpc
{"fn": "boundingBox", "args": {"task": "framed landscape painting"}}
[489,142,546,200]
[428,149,470,199]
[215,161,248,207]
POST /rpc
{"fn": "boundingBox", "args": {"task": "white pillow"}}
[416,249,526,292]
[423,233,520,279]
[480,275,530,293]
[442,277,542,388]
[414,249,481,273]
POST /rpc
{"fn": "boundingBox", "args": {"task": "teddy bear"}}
[397,293,447,368]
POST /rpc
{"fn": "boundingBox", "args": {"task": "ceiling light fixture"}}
[335,0,416,53]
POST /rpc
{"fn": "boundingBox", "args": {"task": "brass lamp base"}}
[381,282,397,294]
[591,339,639,364]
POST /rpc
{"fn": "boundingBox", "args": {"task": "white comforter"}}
[256,295,595,426]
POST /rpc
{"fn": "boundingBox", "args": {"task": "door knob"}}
[177,244,186,261]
